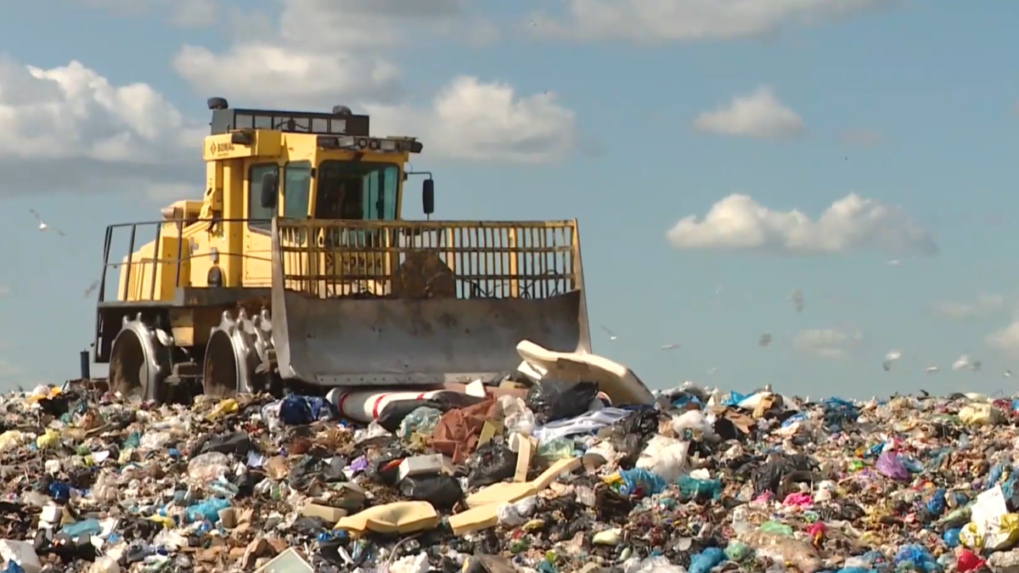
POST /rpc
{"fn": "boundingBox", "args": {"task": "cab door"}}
[243,162,278,286]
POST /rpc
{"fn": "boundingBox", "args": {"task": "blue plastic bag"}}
[893,544,940,572]
[619,468,666,496]
[279,395,335,425]
[689,548,725,573]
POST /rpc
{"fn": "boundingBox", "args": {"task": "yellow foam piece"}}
[334,501,439,535]
[465,482,537,509]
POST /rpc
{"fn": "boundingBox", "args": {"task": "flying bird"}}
[707,367,718,375]
[600,325,618,341]
[661,343,680,350]
[883,350,902,371]
[30,209,65,236]
[759,332,773,347]
[83,280,100,298]
[952,355,981,371]
[790,290,804,313]
[1005,370,1012,378]
[885,259,901,266]
[924,366,939,374]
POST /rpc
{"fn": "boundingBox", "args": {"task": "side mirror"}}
[422,179,435,215]
[260,172,278,210]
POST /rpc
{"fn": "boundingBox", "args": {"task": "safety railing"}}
[98,218,272,303]
[274,220,583,300]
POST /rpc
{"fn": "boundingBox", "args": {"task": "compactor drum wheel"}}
[108,314,172,402]
[203,308,275,397]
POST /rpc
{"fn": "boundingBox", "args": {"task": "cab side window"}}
[283,161,312,218]
[248,163,278,233]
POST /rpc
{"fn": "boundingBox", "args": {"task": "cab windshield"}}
[315,161,399,220]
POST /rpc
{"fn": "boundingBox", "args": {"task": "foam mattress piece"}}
[334,501,440,535]
[515,340,655,406]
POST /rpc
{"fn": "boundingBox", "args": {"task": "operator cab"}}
[205,98,432,226]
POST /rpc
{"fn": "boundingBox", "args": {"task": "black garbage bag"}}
[398,475,463,509]
[197,432,252,456]
[751,453,819,496]
[525,380,598,423]
[467,443,516,488]
[618,408,661,441]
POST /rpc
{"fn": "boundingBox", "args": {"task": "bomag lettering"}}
[214,142,235,153]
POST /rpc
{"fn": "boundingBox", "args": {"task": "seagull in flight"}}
[600,325,618,341]
[952,354,981,371]
[661,343,680,350]
[759,332,773,347]
[883,350,902,371]
[924,366,939,374]
[1006,369,1012,378]
[790,289,804,313]
[30,209,64,236]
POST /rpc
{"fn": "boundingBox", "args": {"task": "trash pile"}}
[5,342,1019,572]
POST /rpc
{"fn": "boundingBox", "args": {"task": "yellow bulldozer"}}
[93,98,592,402]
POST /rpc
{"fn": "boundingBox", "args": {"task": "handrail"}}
[273,219,582,300]
[97,218,272,304]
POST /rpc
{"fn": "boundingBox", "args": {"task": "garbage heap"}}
[4,375,1019,573]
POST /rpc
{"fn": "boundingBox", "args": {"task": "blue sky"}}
[0,0,1017,399]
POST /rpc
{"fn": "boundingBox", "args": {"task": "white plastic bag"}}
[496,496,538,527]
[636,435,690,483]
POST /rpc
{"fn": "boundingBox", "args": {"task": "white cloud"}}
[0,56,201,197]
[841,128,883,148]
[75,0,218,27]
[666,193,937,255]
[792,329,863,359]
[367,77,578,163]
[173,44,402,109]
[532,0,896,42]
[173,2,573,163]
[931,294,1005,321]
[988,321,1019,357]
[693,86,803,139]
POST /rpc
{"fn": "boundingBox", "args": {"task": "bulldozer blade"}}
[272,290,591,386]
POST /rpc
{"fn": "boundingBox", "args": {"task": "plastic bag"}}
[619,468,666,496]
[671,410,713,437]
[498,396,537,436]
[689,548,725,573]
[959,513,1019,550]
[677,475,722,501]
[876,452,909,481]
[635,435,689,482]
[496,496,537,527]
[390,553,430,573]
[397,407,442,438]
[525,380,598,423]
[398,475,463,510]
[279,395,335,425]
[187,452,231,482]
[893,544,939,573]
[959,402,1003,426]
[468,443,517,488]
[740,530,822,573]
